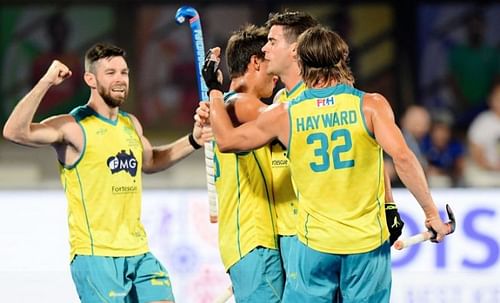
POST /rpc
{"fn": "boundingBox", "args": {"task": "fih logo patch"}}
[107,150,138,177]
[316,96,335,107]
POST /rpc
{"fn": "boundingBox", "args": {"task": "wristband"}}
[188,133,202,150]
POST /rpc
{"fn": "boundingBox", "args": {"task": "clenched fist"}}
[41,60,72,86]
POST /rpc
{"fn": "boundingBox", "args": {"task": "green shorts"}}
[283,238,391,303]
[228,247,284,303]
[70,252,174,303]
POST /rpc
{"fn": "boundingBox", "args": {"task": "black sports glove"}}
[202,51,223,93]
[385,202,404,246]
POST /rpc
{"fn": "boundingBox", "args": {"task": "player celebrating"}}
[208,25,284,302]
[201,27,449,303]
[3,43,209,303]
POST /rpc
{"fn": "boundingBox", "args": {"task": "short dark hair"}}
[297,26,354,87]
[225,24,268,79]
[265,11,319,43]
[85,43,126,72]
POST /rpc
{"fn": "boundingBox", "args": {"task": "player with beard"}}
[3,43,210,303]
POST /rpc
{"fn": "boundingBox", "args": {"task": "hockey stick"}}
[213,286,233,303]
[394,204,456,250]
[175,6,218,223]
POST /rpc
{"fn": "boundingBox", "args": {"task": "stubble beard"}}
[97,84,127,108]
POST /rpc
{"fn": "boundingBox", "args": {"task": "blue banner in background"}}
[0,189,498,302]
[391,189,499,303]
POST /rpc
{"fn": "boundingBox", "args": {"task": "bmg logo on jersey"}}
[107,150,138,177]
[316,97,335,107]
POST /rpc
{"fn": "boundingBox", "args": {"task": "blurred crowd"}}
[385,80,500,188]
[385,9,500,188]
[1,4,498,188]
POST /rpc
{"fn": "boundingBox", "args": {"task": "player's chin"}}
[113,93,127,104]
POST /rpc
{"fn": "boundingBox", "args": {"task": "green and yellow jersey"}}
[61,105,148,261]
[214,92,278,271]
[271,81,305,236]
[288,84,388,254]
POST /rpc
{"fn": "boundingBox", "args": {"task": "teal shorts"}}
[283,238,391,303]
[228,247,284,303]
[70,252,174,303]
[279,235,297,275]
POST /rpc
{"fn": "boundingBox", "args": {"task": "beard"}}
[97,83,128,108]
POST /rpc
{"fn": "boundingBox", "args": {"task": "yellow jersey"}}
[215,92,278,271]
[61,105,148,261]
[288,84,388,254]
[271,81,305,236]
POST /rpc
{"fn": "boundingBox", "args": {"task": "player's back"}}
[288,84,388,254]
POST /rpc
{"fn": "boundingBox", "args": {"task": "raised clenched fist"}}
[41,60,72,86]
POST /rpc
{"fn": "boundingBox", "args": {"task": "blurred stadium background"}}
[0,1,499,302]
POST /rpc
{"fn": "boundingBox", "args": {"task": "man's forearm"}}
[147,135,198,173]
[394,150,438,218]
[3,79,52,142]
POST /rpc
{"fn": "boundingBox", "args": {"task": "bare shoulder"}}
[126,113,144,135]
[362,92,394,115]
[363,92,389,108]
[362,92,395,127]
[227,93,267,124]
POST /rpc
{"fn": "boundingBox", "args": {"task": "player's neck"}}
[280,64,302,92]
[229,76,246,93]
[229,75,262,98]
[312,78,338,89]
[88,95,119,121]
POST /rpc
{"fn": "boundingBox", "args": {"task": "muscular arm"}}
[3,64,70,147]
[209,89,285,153]
[227,93,268,124]
[129,115,200,174]
[364,93,448,240]
[383,168,394,202]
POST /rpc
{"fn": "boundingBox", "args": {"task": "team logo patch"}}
[316,96,335,107]
[107,150,138,176]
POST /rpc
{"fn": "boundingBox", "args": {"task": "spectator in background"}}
[385,105,430,185]
[464,82,500,187]
[448,8,500,132]
[421,112,466,187]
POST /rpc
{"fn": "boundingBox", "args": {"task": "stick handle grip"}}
[213,286,233,303]
[204,142,218,223]
[393,230,433,250]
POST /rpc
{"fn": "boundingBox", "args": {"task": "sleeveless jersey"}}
[288,84,388,254]
[60,105,148,261]
[271,81,305,236]
[215,92,278,270]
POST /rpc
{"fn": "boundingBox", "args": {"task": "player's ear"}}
[250,55,260,71]
[84,71,96,89]
[290,42,298,60]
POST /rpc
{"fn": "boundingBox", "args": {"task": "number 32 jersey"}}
[288,84,388,254]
